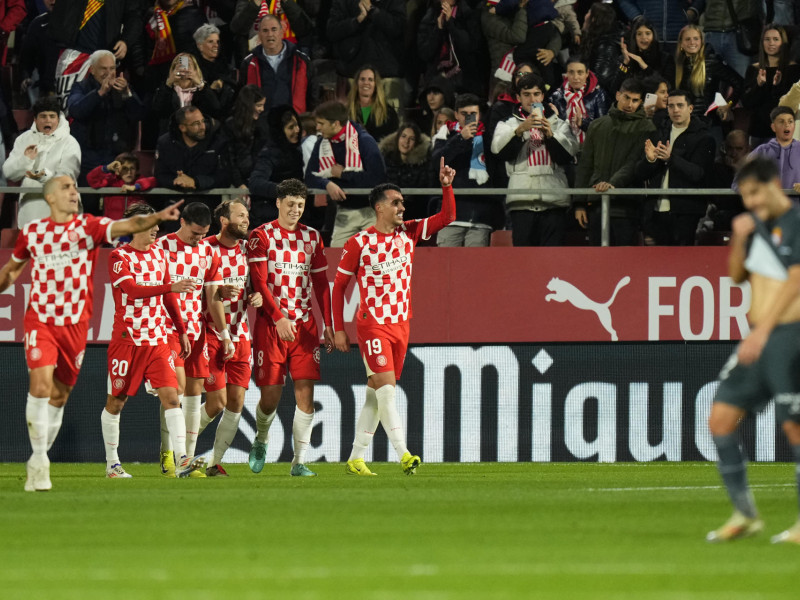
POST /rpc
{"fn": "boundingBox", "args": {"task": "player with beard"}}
[196,199,263,476]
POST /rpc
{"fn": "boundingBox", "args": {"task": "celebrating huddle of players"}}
[0,158,456,490]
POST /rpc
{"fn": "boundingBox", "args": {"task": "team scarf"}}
[81,0,105,29]
[313,121,363,178]
[495,49,516,82]
[445,121,489,184]
[563,79,586,144]
[149,1,186,66]
[254,0,297,43]
[515,106,550,167]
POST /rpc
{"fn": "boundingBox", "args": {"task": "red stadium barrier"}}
[0,247,747,343]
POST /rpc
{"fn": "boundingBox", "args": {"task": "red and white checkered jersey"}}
[154,233,221,340]
[337,220,434,326]
[247,221,327,323]
[109,245,170,346]
[203,236,250,342]
[12,214,114,326]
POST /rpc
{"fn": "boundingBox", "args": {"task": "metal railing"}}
[2,186,795,247]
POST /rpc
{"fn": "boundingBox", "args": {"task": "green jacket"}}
[574,106,656,214]
[701,0,758,32]
[481,5,528,71]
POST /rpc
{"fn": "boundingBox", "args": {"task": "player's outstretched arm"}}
[420,157,457,237]
[109,200,185,239]
[0,257,27,294]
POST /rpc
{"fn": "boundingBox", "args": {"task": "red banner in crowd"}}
[0,247,748,344]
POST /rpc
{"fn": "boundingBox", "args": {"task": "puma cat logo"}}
[545,276,631,341]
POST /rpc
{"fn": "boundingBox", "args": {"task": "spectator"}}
[239,14,309,114]
[638,89,716,245]
[511,0,562,90]
[431,106,456,137]
[86,152,155,220]
[230,0,314,51]
[418,0,486,95]
[0,0,24,58]
[574,78,656,245]
[327,0,406,84]
[481,0,527,82]
[2,97,81,227]
[154,106,229,210]
[764,0,795,26]
[431,93,500,247]
[152,52,223,132]
[248,104,304,227]
[346,65,399,142]
[616,0,699,43]
[578,2,622,93]
[665,24,744,123]
[616,16,668,91]
[553,0,581,50]
[697,0,758,77]
[379,122,431,218]
[491,73,578,246]
[409,76,455,137]
[20,0,57,100]
[67,50,147,198]
[192,24,238,116]
[742,24,800,147]
[548,55,610,146]
[643,74,670,128]
[747,106,800,191]
[305,101,386,247]
[780,74,800,140]
[714,128,751,187]
[223,84,269,190]
[145,0,207,72]
[49,0,143,107]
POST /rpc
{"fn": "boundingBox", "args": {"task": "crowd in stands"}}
[0,0,799,246]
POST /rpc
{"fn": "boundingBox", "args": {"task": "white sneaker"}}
[105,463,133,479]
[24,457,52,492]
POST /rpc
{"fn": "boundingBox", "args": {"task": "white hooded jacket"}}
[3,113,82,226]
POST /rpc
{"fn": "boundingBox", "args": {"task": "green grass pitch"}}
[0,462,797,599]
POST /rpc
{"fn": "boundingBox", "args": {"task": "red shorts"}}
[252,316,320,386]
[205,334,252,392]
[357,321,410,379]
[167,330,209,379]
[24,310,89,387]
[107,340,177,397]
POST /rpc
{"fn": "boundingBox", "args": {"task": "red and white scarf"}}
[495,49,516,82]
[149,1,185,66]
[563,80,586,144]
[517,107,550,167]
[313,122,363,178]
[254,0,297,43]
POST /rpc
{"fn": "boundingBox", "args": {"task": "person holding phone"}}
[152,53,222,134]
[491,73,578,246]
[431,93,500,247]
[2,97,81,227]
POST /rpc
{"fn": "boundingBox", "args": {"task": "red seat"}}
[1,228,20,248]
[12,109,33,132]
[490,230,513,247]
[135,151,156,178]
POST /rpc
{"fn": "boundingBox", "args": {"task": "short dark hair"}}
[214,197,248,225]
[175,105,203,126]
[123,202,154,218]
[369,183,402,209]
[314,101,348,124]
[667,89,693,104]
[735,156,780,186]
[619,78,645,98]
[32,97,61,117]
[181,202,212,227]
[455,93,481,112]
[276,178,308,200]
[770,105,795,122]
[565,55,588,69]
[115,152,139,169]
[643,74,669,94]
[515,73,545,95]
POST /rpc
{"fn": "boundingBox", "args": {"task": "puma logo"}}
[545,276,631,341]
